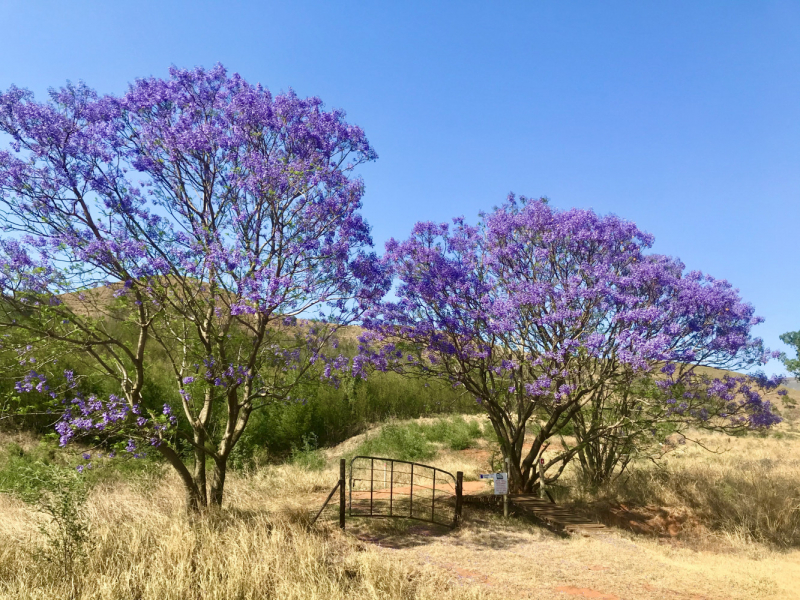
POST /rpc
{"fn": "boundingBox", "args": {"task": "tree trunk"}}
[185,484,203,513]
[157,444,205,513]
[193,430,208,507]
[208,458,227,507]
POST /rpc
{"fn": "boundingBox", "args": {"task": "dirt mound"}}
[598,503,705,538]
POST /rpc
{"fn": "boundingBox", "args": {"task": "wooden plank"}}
[508,494,606,536]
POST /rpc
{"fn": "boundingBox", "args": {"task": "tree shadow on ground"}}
[344,507,562,550]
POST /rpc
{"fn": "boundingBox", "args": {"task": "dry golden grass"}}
[2,418,800,600]
[0,468,494,600]
[561,430,800,548]
[343,430,800,600]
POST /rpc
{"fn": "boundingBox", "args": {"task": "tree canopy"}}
[364,195,782,492]
[780,331,800,379]
[0,65,388,509]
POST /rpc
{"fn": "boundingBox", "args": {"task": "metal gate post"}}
[409,463,414,517]
[339,458,346,529]
[431,469,436,522]
[389,461,394,516]
[370,458,374,516]
[455,471,463,527]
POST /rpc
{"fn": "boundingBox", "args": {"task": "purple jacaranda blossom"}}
[0,64,390,510]
[363,195,780,493]
[47,390,172,451]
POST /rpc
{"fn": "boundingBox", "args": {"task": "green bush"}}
[420,416,483,450]
[481,420,499,444]
[0,441,59,500]
[352,416,488,463]
[0,437,162,498]
[228,372,479,468]
[31,465,93,584]
[290,434,327,471]
[0,446,93,585]
[355,423,437,462]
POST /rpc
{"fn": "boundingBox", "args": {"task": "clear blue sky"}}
[1,1,798,375]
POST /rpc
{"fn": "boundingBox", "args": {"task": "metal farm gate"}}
[348,456,463,528]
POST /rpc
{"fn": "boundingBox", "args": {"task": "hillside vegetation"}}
[1,285,797,598]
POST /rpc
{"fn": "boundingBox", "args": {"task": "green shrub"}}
[421,416,483,450]
[228,372,479,469]
[290,433,327,471]
[481,420,499,443]
[31,465,93,584]
[351,417,488,462]
[0,450,93,586]
[0,442,58,499]
[354,423,437,462]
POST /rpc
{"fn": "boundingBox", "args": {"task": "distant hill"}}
[45,283,800,423]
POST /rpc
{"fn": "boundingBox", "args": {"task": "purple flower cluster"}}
[0,64,392,475]
[0,64,389,325]
[657,370,784,428]
[14,369,51,395]
[52,391,177,449]
[364,195,779,429]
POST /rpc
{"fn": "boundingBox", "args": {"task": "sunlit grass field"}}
[0,445,490,600]
[1,405,799,599]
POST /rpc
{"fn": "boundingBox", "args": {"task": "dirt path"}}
[347,510,800,600]
[317,422,800,599]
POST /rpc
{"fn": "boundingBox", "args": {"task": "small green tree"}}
[780,331,800,378]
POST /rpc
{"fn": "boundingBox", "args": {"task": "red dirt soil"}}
[599,503,704,538]
[555,586,620,599]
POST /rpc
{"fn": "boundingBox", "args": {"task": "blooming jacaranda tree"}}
[0,65,388,510]
[364,195,781,493]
